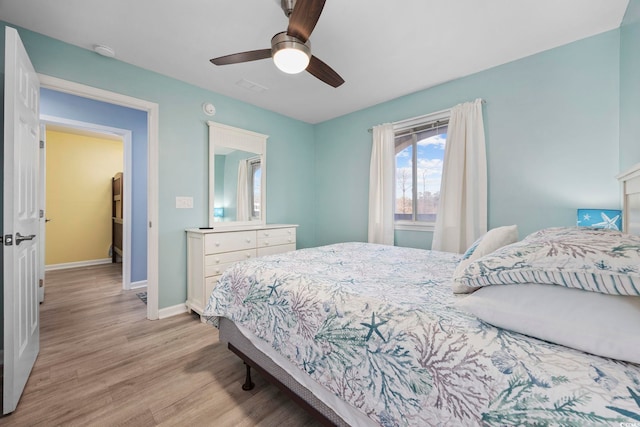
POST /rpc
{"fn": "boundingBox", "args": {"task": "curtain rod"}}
[367,98,485,133]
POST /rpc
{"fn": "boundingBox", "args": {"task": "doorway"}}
[38,74,159,320]
[41,121,130,288]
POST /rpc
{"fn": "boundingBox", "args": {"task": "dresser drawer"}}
[205,231,256,254]
[257,227,296,239]
[257,235,296,249]
[205,257,253,277]
[258,243,296,257]
[205,249,256,267]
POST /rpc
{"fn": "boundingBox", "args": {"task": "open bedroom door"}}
[3,26,41,414]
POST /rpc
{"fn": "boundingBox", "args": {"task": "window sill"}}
[395,222,435,232]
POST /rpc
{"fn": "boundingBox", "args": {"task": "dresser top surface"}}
[186,224,298,234]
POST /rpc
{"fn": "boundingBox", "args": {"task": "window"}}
[394,116,448,228]
[249,158,261,219]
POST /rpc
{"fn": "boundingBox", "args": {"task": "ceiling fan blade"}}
[210,49,272,66]
[306,55,344,88]
[287,0,326,43]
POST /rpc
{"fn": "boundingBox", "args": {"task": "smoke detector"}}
[93,44,115,58]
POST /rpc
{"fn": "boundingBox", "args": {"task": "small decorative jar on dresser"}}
[186,224,298,317]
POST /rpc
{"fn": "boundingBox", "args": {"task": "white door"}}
[3,26,41,415]
[39,124,46,303]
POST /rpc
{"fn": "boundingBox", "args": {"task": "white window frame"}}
[393,109,450,232]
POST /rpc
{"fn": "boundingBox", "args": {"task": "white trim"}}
[39,74,160,320]
[158,303,188,319]
[40,115,133,290]
[393,108,451,132]
[129,280,147,290]
[394,222,435,232]
[45,258,112,271]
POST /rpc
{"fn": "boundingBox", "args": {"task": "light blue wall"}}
[40,88,148,282]
[0,22,316,309]
[620,0,640,172]
[314,30,621,248]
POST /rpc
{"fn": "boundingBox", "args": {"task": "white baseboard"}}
[129,280,147,290]
[158,303,188,319]
[45,258,113,271]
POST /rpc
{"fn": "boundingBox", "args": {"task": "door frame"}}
[38,74,160,320]
[41,116,133,289]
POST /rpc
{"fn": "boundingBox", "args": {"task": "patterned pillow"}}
[452,225,518,294]
[454,227,640,296]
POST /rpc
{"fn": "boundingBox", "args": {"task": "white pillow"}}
[456,283,640,364]
[452,225,518,294]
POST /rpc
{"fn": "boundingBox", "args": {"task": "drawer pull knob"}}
[264,232,270,237]
[246,253,251,258]
[246,239,251,243]
[215,242,220,247]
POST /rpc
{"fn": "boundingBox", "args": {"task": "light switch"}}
[176,196,193,209]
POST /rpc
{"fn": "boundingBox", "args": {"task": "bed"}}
[204,163,640,426]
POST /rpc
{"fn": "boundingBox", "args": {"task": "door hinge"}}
[4,234,13,246]
[40,140,45,149]
[39,279,44,288]
[40,209,44,218]
[149,221,152,228]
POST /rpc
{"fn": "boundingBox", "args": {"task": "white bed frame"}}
[218,162,640,426]
[618,162,640,235]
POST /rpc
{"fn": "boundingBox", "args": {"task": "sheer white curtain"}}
[368,123,395,245]
[236,160,249,222]
[432,99,487,253]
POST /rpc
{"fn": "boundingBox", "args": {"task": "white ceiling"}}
[0,0,629,124]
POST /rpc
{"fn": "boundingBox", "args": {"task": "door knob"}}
[15,232,36,245]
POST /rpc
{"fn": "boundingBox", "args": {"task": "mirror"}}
[208,121,267,227]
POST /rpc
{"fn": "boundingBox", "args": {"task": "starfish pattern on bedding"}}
[360,312,387,342]
[267,280,281,298]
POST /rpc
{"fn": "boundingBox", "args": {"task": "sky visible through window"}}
[395,133,446,221]
[396,133,446,194]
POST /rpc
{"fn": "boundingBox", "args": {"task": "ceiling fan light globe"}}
[273,48,310,74]
[271,32,311,74]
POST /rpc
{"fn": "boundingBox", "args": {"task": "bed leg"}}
[242,363,255,391]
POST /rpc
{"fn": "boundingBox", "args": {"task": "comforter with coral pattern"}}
[204,242,640,426]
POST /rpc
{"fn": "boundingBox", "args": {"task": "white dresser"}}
[186,224,298,317]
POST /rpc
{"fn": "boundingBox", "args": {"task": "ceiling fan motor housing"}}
[271,31,310,55]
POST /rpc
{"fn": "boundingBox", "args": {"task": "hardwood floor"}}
[2,263,320,426]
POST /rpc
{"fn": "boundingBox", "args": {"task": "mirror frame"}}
[208,121,268,227]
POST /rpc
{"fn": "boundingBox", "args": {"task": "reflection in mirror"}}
[208,121,268,227]
[213,148,261,223]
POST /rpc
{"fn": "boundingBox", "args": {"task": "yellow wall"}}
[46,130,123,265]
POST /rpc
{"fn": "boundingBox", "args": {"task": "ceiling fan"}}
[210,0,344,88]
